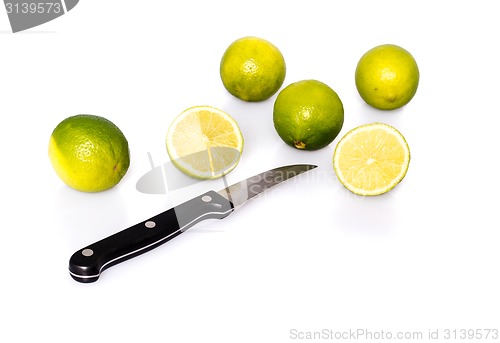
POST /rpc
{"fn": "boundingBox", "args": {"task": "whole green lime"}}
[220,36,286,102]
[48,114,130,192]
[273,80,344,150]
[355,44,419,110]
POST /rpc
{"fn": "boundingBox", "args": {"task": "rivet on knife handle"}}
[68,191,234,283]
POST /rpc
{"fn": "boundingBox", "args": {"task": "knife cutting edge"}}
[68,163,317,283]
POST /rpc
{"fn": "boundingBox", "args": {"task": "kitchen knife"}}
[69,164,317,283]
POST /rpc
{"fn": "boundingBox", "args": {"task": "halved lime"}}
[166,106,244,179]
[333,123,410,195]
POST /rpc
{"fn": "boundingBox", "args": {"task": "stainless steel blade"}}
[217,164,317,209]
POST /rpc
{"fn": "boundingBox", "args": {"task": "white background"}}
[1,1,499,342]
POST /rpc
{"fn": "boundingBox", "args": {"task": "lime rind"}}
[273,79,344,150]
[49,114,130,192]
[220,36,286,102]
[355,44,419,110]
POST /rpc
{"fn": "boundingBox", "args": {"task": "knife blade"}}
[68,164,317,283]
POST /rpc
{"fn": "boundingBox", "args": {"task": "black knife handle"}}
[68,191,233,283]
